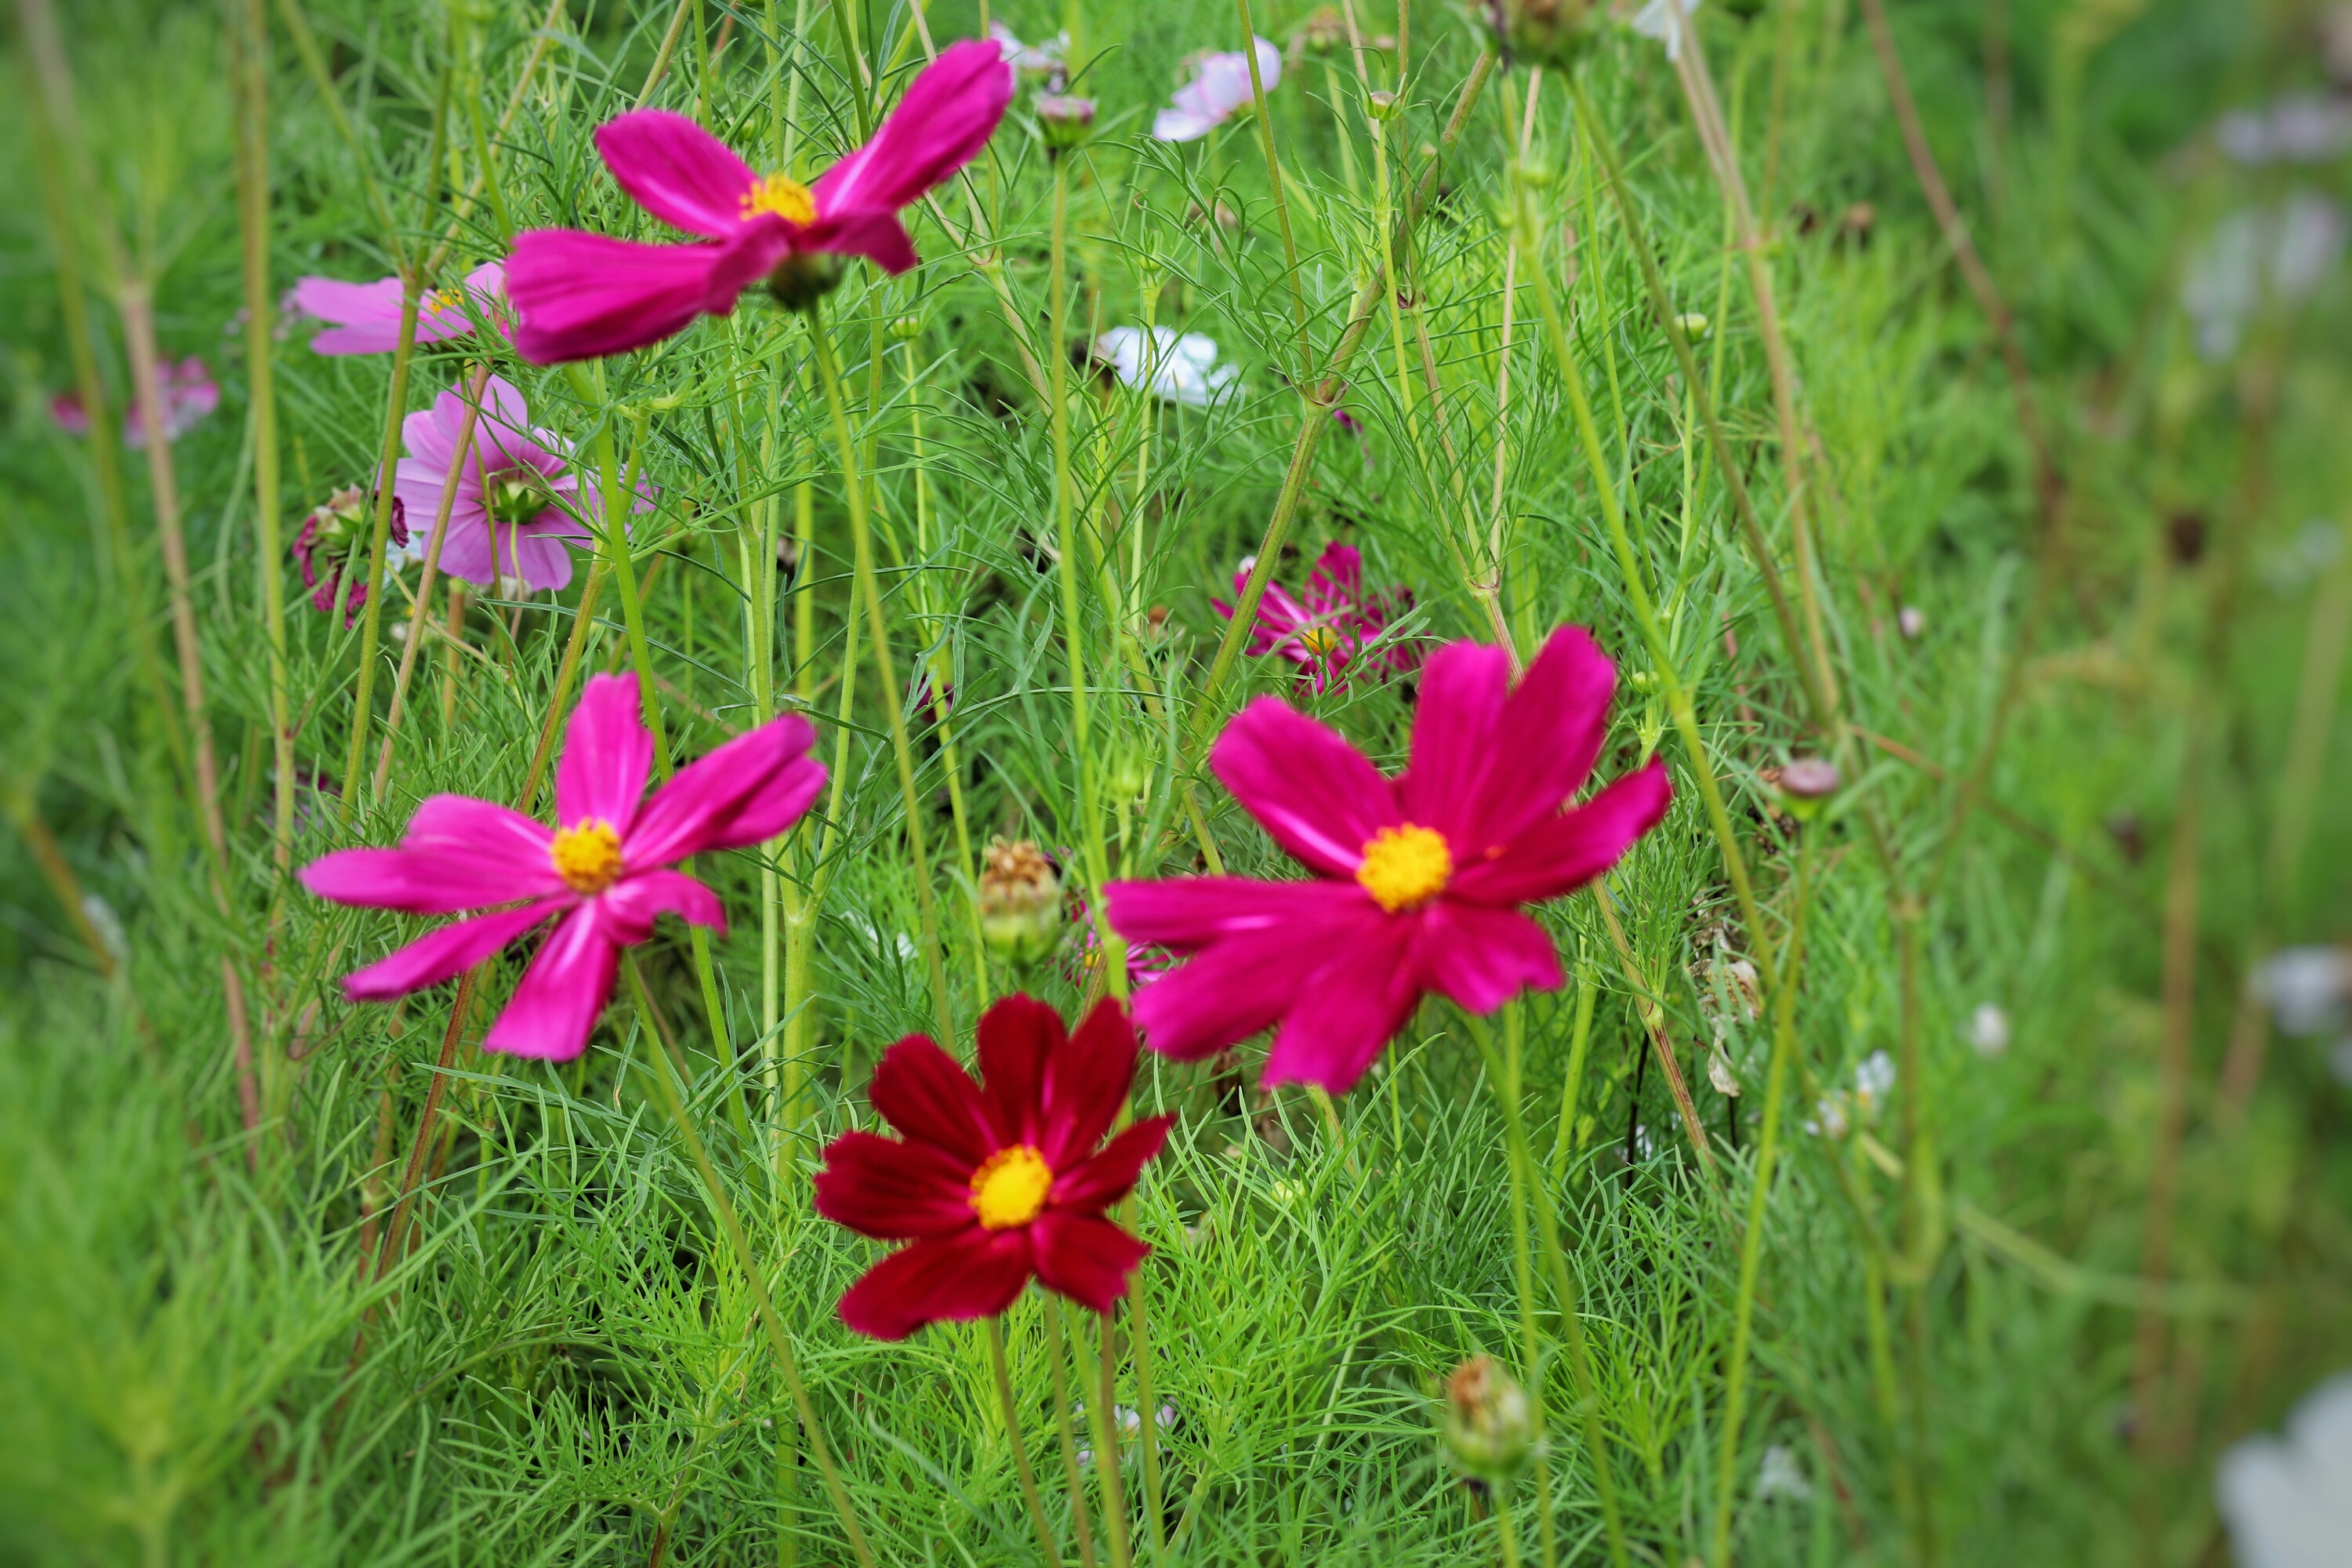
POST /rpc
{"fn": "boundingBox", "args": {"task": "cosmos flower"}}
[992,20,1069,85]
[1212,541,1417,695]
[301,673,824,1062]
[390,372,644,594]
[1152,38,1282,143]
[1094,325,1235,408]
[1629,0,1702,61]
[505,39,1012,363]
[814,995,1173,1340]
[2183,194,2347,361]
[1105,626,1671,1093]
[2218,1373,2352,1568]
[78,358,218,448]
[292,485,411,625]
[289,262,508,355]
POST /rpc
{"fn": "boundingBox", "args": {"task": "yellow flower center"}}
[550,818,624,895]
[422,286,466,318]
[740,173,818,227]
[969,1144,1054,1230]
[1295,624,1339,657]
[1356,823,1453,913]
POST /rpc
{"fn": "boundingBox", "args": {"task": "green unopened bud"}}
[1485,0,1598,70]
[1442,1356,1534,1480]
[889,314,924,341]
[766,252,848,312]
[1035,94,1097,152]
[978,838,1063,964]
[1775,757,1841,821]
[1366,89,1400,122]
[1674,311,1711,341]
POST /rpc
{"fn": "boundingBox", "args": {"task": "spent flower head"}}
[1441,1356,1534,1479]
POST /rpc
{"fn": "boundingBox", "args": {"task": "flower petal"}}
[1040,998,1140,1171]
[1127,909,1354,1062]
[812,38,1011,219]
[506,229,730,365]
[292,274,410,354]
[482,906,622,1060]
[593,109,758,238]
[1447,764,1672,907]
[837,1227,1033,1341]
[1261,914,1423,1093]
[1209,698,1399,877]
[624,713,822,866]
[1393,637,1512,844]
[869,1035,998,1166]
[597,868,726,944]
[1106,874,1370,953]
[340,898,567,1000]
[802,209,920,274]
[555,673,653,835]
[975,993,1062,1149]
[1462,626,1622,852]
[1414,902,1563,1014]
[815,1129,983,1240]
[301,794,563,913]
[1029,1210,1150,1315]
[1050,1116,1173,1214]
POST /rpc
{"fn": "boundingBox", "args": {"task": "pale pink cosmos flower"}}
[121,358,220,448]
[1106,627,1670,1093]
[1213,541,1419,695]
[506,38,1012,363]
[49,391,90,437]
[289,261,507,355]
[390,372,647,594]
[302,673,825,1061]
[1152,38,1282,143]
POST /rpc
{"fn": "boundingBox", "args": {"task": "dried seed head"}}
[1442,1356,1534,1479]
[978,838,1063,964]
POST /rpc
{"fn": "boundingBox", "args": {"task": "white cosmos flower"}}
[1152,38,1282,142]
[1755,1443,1814,1502]
[992,23,1068,82]
[1095,326,1236,408]
[2183,194,2347,361]
[2218,1374,2352,1568]
[2256,947,2352,1036]
[2217,93,2352,165]
[1966,1002,2012,1058]
[1630,0,1703,61]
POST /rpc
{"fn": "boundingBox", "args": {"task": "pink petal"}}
[597,868,726,944]
[1261,914,1422,1093]
[301,794,563,913]
[1209,698,1399,877]
[502,528,579,593]
[811,38,1011,219]
[506,229,730,365]
[593,109,759,238]
[1413,902,1563,1014]
[1049,1116,1173,1213]
[1029,1211,1149,1315]
[837,1226,1033,1341]
[341,898,568,1000]
[1447,764,1672,907]
[1151,106,1224,143]
[1393,638,1512,845]
[623,713,823,866]
[293,274,409,353]
[1459,626,1621,853]
[1038,998,1138,1171]
[814,1129,982,1239]
[869,1035,998,1166]
[801,209,919,274]
[1106,875,1370,952]
[1127,899,1375,1062]
[482,906,622,1060]
[555,673,653,834]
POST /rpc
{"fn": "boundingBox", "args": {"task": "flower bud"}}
[1674,311,1712,341]
[1776,757,1840,821]
[1442,1356,1534,1480]
[1366,89,1400,122]
[1485,0,1599,71]
[765,252,848,312]
[1035,95,1097,153]
[978,838,1063,965]
[889,314,924,342]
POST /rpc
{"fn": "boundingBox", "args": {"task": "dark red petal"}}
[1260,915,1423,1094]
[1446,764,1672,908]
[1050,1115,1174,1213]
[976,993,1062,1148]
[814,1130,981,1240]
[836,1227,1033,1341]
[1029,1211,1150,1315]
[1414,902,1564,1014]
[1210,698,1399,877]
[869,1035,997,1165]
[1040,998,1138,1171]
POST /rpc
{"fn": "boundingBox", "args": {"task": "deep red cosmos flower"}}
[1104,627,1671,1094]
[506,38,1011,363]
[815,995,1173,1341]
[1214,541,1419,694]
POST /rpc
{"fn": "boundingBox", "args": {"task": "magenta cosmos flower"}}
[1214,541,1418,694]
[815,995,1172,1340]
[390,372,644,593]
[302,674,824,1061]
[289,261,506,355]
[505,39,1012,364]
[1105,627,1671,1093]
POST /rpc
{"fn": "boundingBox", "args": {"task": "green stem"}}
[237,0,292,880]
[1233,0,1311,383]
[989,1316,1063,1567]
[1547,967,1597,1181]
[807,304,956,1049]
[625,955,877,1568]
[1044,1296,1102,1568]
[1501,1007,1559,1568]
[1087,1311,1134,1568]
[339,275,424,825]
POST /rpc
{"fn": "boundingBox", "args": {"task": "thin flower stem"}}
[1050,154,1126,997]
[1123,1251,1166,1564]
[625,955,877,1568]
[807,304,956,1050]
[989,1316,1063,1568]
[1547,965,1597,1181]
[271,0,407,266]
[1708,821,1820,1568]
[1233,0,1311,385]
[339,278,425,826]
[1088,1312,1134,1568]
[1494,1483,1523,1568]
[1043,1296,1102,1568]
[1499,1006,1559,1568]
[1592,880,1715,1178]
[372,362,492,800]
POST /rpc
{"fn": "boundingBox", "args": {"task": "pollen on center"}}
[741,173,818,227]
[969,1144,1053,1229]
[550,818,624,895]
[1356,822,1452,913]
[1295,624,1340,658]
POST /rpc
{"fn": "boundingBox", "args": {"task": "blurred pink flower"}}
[289,262,507,355]
[390,372,648,594]
[122,358,220,448]
[1214,541,1417,694]
[1152,38,1281,142]
[1105,628,1671,1093]
[292,486,409,626]
[301,673,825,1061]
[506,39,1011,363]
[49,390,90,437]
